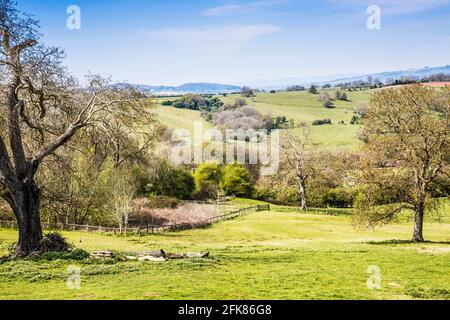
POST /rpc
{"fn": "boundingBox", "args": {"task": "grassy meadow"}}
[1,201,449,300]
[154,100,213,137]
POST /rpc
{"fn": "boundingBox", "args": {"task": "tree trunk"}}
[412,201,425,242]
[298,179,308,211]
[9,181,43,255]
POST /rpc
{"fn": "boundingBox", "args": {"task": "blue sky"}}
[18,0,450,85]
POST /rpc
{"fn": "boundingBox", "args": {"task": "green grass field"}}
[153,90,373,150]
[155,103,213,137]
[222,90,372,149]
[1,204,449,300]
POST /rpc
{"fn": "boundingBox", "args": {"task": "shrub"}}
[356,103,368,117]
[286,85,305,92]
[241,86,255,97]
[253,185,277,200]
[220,164,253,197]
[318,92,330,102]
[213,106,272,132]
[194,163,222,199]
[312,119,332,126]
[309,85,318,94]
[323,99,334,108]
[234,98,247,108]
[324,188,357,208]
[350,115,360,125]
[146,160,195,199]
[161,100,173,106]
[336,91,348,101]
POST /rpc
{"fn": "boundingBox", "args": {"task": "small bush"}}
[323,99,334,108]
[324,188,357,208]
[145,160,195,199]
[350,115,361,125]
[318,92,330,102]
[312,119,332,126]
[309,85,318,94]
[161,100,173,106]
[194,163,222,199]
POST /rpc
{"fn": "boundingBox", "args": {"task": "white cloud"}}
[204,0,289,16]
[329,0,450,14]
[144,24,281,51]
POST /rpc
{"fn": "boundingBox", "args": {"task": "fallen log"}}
[166,253,185,260]
[136,249,166,258]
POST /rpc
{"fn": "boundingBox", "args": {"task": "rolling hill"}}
[116,82,241,95]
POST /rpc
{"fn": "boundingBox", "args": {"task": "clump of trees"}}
[171,94,223,111]
[134,159,195,200]
[257,132,358,209]
[286,85,305,92]
[200,98,292,133]
[193,163,253,199]
[220,164,253,197]
[309,85,318,94]
[335,91,348,101]
[241,86,255,97]
[212,106,274,132]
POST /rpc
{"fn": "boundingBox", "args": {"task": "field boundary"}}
[0,204,270,235]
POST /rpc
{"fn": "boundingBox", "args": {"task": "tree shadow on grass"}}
[366,239,450,245]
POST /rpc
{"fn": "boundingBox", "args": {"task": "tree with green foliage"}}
[144,160,195,199]
[194,163,222,200]
[220,164,253,197]
[241,86,255,98]
[309,85,318,94]
[354,85,450,242]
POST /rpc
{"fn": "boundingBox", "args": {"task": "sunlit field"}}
[1,202,449,300]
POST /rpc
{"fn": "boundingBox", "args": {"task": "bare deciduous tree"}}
[282,126,314,211]
[0,1,154,255]
[109,170,136,235]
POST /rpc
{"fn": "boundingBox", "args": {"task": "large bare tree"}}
[0,1,154,255]
[282,126,314,211]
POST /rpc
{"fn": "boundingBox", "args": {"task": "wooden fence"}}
[0,204,270,235]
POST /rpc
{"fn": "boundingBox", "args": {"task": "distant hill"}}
[241,65,450,90]
[116,65,450,94]
[320,65,450,87]
[115,82,242,95]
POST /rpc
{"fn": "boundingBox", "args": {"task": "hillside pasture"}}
[220,90,372,149]
[152,90,373,150]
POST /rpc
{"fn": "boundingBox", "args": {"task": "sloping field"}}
[153,90,373,149]
[221,90,372,149]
